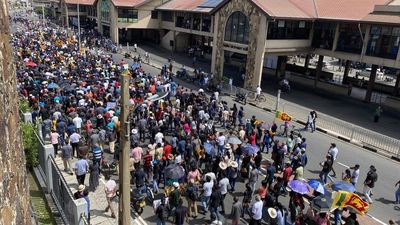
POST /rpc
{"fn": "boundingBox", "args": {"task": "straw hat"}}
[173,182,179,188]
[167,154,175,161]
[219,161,228,170]
[268,208,277,219]
[131,129,138,135]
[78,184,85,192]
[229,161,238,168]
[224,143,231,149]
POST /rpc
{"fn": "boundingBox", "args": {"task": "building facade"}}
[57,0,400,100]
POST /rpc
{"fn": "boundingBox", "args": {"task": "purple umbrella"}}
[288,180,310,194]
[242,144,259,155]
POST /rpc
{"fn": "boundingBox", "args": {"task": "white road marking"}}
[337,162,350,168]
[366,213,388,225]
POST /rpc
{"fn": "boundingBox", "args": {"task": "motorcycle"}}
[235,90,247,105]
[131,189,146,215]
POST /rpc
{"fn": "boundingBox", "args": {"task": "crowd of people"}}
[11,12,389,225]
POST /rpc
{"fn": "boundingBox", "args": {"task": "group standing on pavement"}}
[11,12,398,225]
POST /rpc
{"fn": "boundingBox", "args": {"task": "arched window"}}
[224,11,249,44]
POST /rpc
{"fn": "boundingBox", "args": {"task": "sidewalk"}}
[123,43,400,140]
[54,156,142,225]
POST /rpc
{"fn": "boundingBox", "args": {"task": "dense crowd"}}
[12,13,382,225]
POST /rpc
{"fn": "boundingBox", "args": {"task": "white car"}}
[356,68,384,80]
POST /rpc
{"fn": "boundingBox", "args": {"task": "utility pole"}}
[118,70,131,225]
[41,4,45,25]
[77,0,81,50]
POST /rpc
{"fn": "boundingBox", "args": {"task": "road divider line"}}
[337,162,350,168]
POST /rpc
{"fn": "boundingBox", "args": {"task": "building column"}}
[342,60,351,84]
[393,72,400,96]
[314,55,324,88]
[109,4,118,44]
[304,54,310,69]
[211,12,220,75]
[275,56,287,78]
[246,16,268,88]
[361,25,371,57]
[331,24,340,51]
[364,64,378,102]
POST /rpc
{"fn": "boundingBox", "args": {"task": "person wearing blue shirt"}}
[92,145,102,164]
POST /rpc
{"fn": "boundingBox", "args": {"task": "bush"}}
[19,99,31,113]
[21,122,39,167]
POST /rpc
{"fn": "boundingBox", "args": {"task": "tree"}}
[0,2,32,224]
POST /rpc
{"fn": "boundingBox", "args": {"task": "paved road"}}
[110,52,400,225]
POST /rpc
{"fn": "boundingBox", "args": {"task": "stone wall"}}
[0,2,32,225]
[212,0,264,89]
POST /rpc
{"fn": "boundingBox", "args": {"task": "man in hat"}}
[363,165,378,203]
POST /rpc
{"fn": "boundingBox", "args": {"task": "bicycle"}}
[279,124,302,138]
[248,92,267,102]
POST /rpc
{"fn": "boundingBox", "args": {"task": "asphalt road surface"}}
[110,53,400,225]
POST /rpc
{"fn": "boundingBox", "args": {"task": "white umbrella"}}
[228,136,242,145]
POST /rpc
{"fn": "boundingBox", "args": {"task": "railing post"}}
[74,198,87,225]
[23,112,32,123]
[43,144,54,193]
[275,89,281,112]
[350,125,355,141]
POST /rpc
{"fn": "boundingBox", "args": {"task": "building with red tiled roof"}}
[56,0,400,100]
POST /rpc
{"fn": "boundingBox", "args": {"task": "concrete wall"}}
[288,74,348,96]
[161,30,174,51]
[175,32,190,52]
[117,0,163,29]
[265,39,311,50]
[0,3,32,224]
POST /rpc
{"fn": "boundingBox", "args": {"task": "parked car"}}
[356,67,384,80]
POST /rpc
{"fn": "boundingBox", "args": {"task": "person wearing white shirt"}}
[219,175,230,214]
[217,132,225,157]
[350,164,360,187]
[328,143,339,177]
[155,132,164,144]
[72,115,83,134]
[201,176,213,214]
[250,195,263,223]
[256,85,262,101]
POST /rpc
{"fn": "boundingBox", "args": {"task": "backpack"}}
[186,185,198,201]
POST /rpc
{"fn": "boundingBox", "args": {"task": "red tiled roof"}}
[252,0,313,19]
[314,0,389,21]
[111,0,149,7]
[65,0,95,5]
[157,0,213,13]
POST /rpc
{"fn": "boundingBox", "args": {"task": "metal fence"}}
[21,112,88,225]
[228,86,400,158]
[49,156,77,224]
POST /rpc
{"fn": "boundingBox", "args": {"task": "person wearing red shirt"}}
[248,131,257,145]
[142,149,153,180]
[282,161,293,192]
[163,141,172,160]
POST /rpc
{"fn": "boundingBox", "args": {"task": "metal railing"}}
[226,85,400,158]
[49,156,75,225]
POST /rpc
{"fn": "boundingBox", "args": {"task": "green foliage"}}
[29,173,56,224]
[19,99,31,113]
[21,123,39,168]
